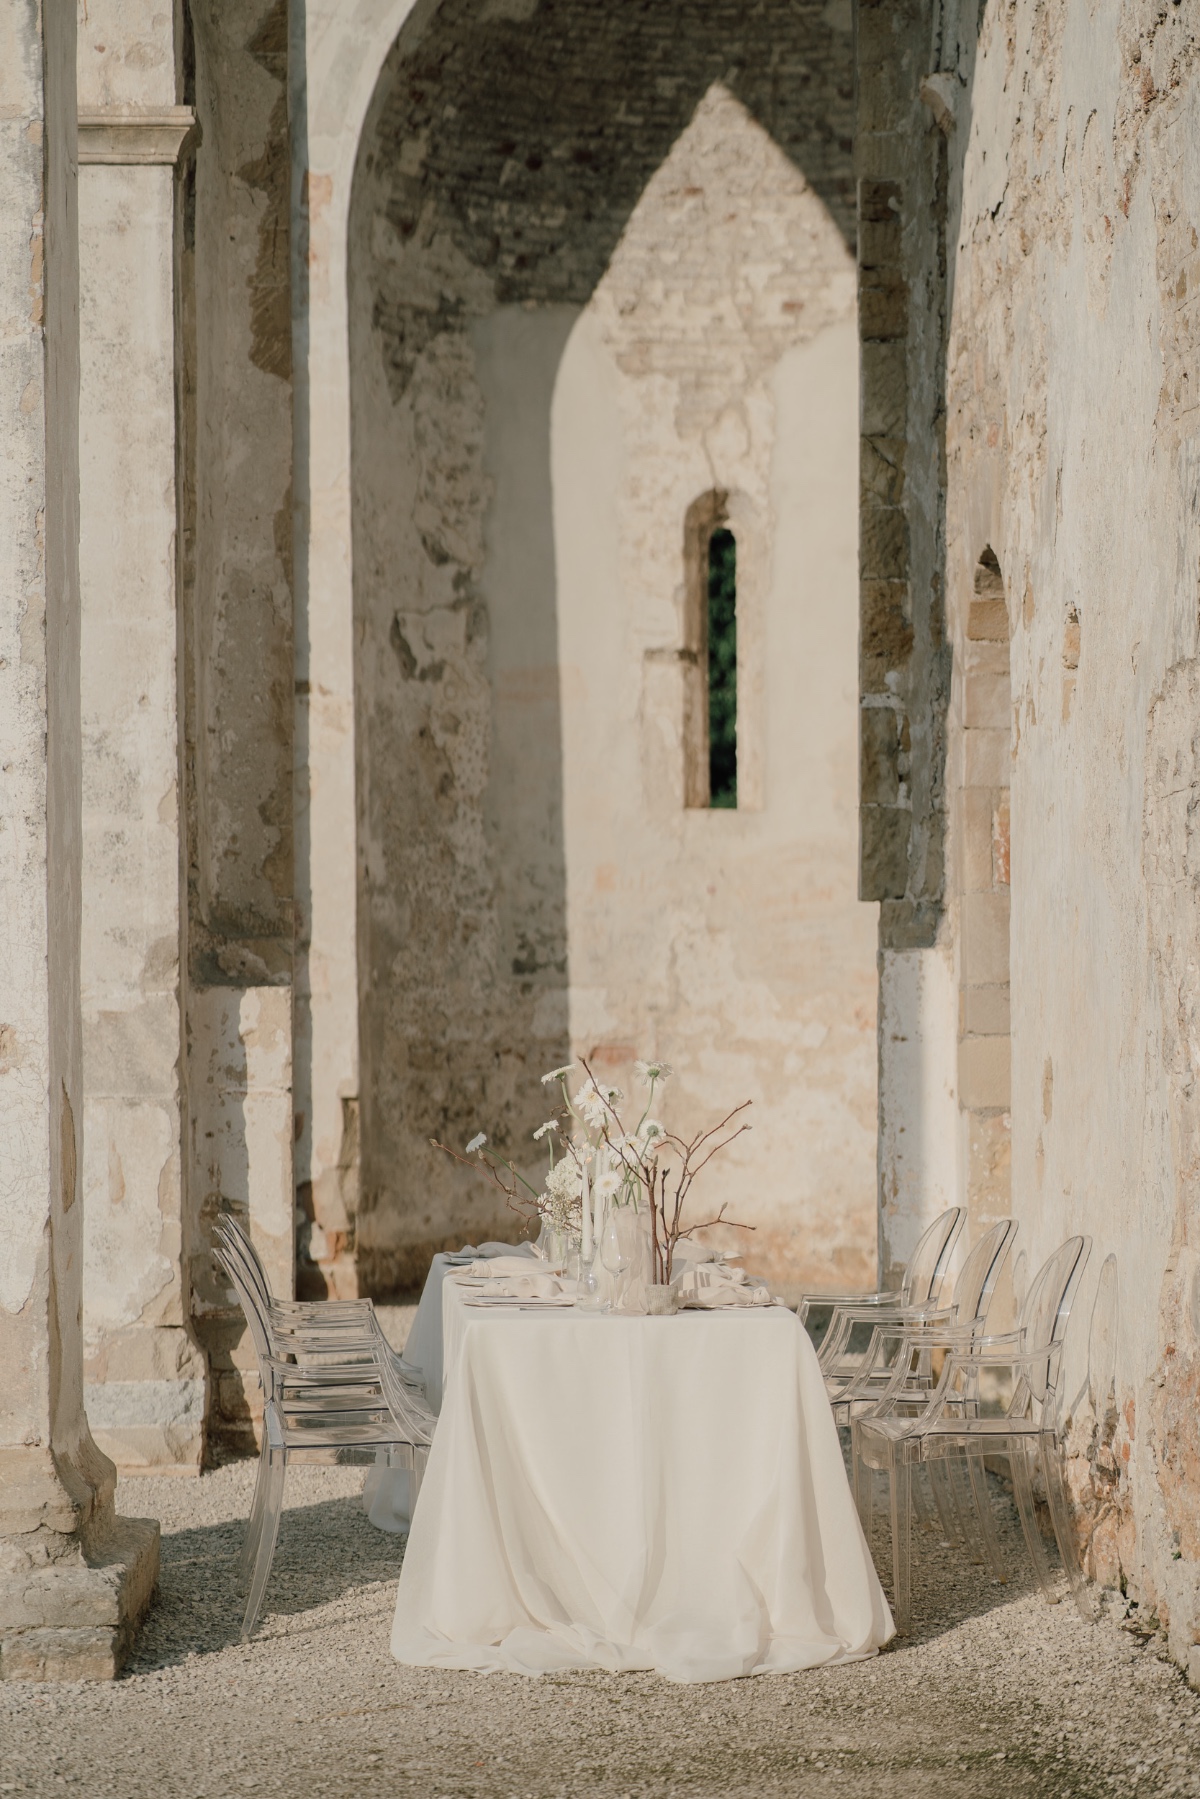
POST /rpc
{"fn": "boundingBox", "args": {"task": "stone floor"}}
[3,1451,1199,1799]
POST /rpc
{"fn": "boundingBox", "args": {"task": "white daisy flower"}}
[594,1170,622,1201]
[532,1119,559,1141]
[634,1059,672,1084]
[638,1119,667,1158]
[464,1132,487,1154]
[541,1063,576,1085]
[576,1080,625,1126]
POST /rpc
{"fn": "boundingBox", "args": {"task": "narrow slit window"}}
[707,526,737,808]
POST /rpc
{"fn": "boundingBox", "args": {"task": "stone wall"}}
[866,0,1200,1670]
[347,0,874,1296]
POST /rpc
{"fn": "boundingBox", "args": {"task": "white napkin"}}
[676,1263,777,1308]
[464,1257,552,1280]
[457,1270,565,1300]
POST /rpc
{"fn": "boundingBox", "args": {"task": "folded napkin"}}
[676,1263,777,1308]
[463,1256,554,1281]
[456,1270,565,1300]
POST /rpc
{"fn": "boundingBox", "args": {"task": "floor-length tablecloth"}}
[362,1242,536,1534]
[390,1284,894,1683]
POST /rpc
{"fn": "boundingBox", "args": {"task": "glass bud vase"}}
[575,1246,603,1312]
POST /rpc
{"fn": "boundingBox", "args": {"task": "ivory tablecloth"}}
[390,1281,893,1683]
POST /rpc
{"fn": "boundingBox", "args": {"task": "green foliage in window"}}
[707,527,737,808]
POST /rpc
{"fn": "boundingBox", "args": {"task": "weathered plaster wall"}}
[76,1,206,1472]
[880,0,1200,1667]
[348,0,872,1294]
[554,98,873,1293]
[186,0,295,1448]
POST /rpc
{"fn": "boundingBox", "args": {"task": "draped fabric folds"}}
[390,1293,893,1683]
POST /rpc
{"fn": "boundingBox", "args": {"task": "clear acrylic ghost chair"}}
[837,1219,1016,1550]
[834,1219,1016,1552]
[852,1234,1091,1633]
[213,1232,435,1641]
[214,1215,426,1389]
[799,1206,965,1381]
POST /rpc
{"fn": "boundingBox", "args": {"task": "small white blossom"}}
[545,1158,582,1203]
[541,1063,576,1085]
[575,1079,623,1128]
[634,1059,672,1085]
[532,1119,559,1141]
[638,1119,667,1159]
[465,1132,487,1154]
[594,1170,622,1201]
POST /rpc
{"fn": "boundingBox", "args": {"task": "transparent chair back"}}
[901,1206,967,1306]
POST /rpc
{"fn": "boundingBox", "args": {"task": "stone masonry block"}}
[859,272,907,341]
[860,705,901,806]
[961,983,1010,1037]
[959,787,998,893]
[861,505,910,580]
[963,726,1010,789]
[861,579,913,689]
[958,1032,1011,1112]
[964,636,1010,677]
[968,596,1009,642]
[1,1629,121,1682]
[963,670,1011,730]
[860,437,906,506]
[860,804,910,900]
[961,891,1010,986]
[858,216,902,266]
[858,177,902,225]
[0,1516,158,1681]
[861,341,907,437]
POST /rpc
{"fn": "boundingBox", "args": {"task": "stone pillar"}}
[0,0,158,1680]
[185,0,296,1450]
[76,33,205,1470]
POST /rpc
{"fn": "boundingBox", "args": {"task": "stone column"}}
[185,1,296,1451]
[0,0,158,1681]
[76,100,206,1474]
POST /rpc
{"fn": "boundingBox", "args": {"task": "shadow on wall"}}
[344,0,857,1297]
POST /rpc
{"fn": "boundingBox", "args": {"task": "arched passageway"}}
[334,0,875,1299]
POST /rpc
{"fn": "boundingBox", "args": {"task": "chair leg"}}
[911,1462,936,1533]
[928,1458,961,1547]
[241,1442,286,1641]
[240,1434,271,1584]
[1011,1438,1057,1604]
[964,1449,1006,1580]
[889,1457,912,1633]
[1041,1435,1094,1622]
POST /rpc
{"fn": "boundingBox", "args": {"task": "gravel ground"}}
[4,1316,1199,1798]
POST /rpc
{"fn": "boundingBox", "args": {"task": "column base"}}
[83,1324,208,1474]
[0,1515,160,1682]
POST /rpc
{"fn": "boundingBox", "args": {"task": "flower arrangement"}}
[431,1058,752,1284]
